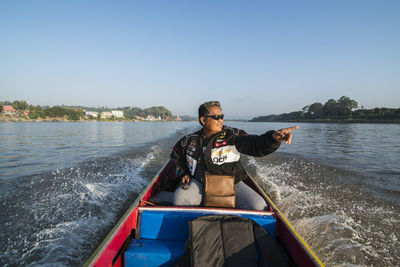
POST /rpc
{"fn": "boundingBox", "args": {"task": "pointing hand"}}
[272,126,299,144]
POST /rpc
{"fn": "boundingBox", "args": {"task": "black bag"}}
[175,215,288,267]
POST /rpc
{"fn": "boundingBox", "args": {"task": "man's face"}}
[202,106,224,133]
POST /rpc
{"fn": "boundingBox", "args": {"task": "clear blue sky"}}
[1,0,399,119]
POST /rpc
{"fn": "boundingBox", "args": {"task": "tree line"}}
[121,106,172,119]
[1,100,173,121]
[250,96,400,123]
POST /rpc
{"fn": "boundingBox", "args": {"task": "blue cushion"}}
[139,209,276,241]
[124,239,185,267]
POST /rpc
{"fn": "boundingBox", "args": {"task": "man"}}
[171,101,298,210]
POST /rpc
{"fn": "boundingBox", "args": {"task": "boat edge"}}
[83,160,170,267]
[248,174,325,267]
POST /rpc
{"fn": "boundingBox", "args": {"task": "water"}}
[0,121,399,266]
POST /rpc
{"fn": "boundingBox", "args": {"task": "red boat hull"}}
[85,160,323,267]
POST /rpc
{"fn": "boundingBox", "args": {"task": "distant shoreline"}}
[249,96,400,124]
[1,115,399,124]
[249,119,400,124]
[0,114,175,123]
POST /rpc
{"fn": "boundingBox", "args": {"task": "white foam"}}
[13,145,162,266]
[248,157,399,266]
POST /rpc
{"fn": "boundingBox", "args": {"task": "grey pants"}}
[173,179,268,211]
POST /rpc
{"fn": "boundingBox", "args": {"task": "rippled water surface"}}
[0,121,399,266]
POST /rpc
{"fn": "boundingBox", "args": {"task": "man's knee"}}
[173,188,197,206]
[250,199,268,211]
[236,181,268,211]
[173,180,203,206]
[237,196,267,211]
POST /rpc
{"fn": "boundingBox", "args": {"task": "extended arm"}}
[235,130,281,157]
[235,126,298,156]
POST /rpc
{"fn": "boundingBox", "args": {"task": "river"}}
[0,121,399,266]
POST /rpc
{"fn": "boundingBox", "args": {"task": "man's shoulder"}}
[179,129,202,146]
[223,126,247,136]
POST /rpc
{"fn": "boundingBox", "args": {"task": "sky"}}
[1,0,399,119]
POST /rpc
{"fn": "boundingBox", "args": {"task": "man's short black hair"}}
[198,101,221,126]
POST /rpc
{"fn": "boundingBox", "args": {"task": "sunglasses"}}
[204,114,224,120]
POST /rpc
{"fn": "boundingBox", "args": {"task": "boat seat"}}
[124,239,185,267]
[137,207,276,241]
[125,208,278,267]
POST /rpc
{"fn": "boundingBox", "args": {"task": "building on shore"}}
[84,111,99,118]
[2,105,18,115]
[146,115,156,120]
[111,110,124,118]
[101,112,113,119]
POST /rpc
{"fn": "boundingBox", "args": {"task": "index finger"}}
[285,126,299,132]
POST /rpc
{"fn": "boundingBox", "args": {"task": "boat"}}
[84,160,324,267]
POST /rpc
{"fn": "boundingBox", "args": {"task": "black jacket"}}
[171,126,280,183]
